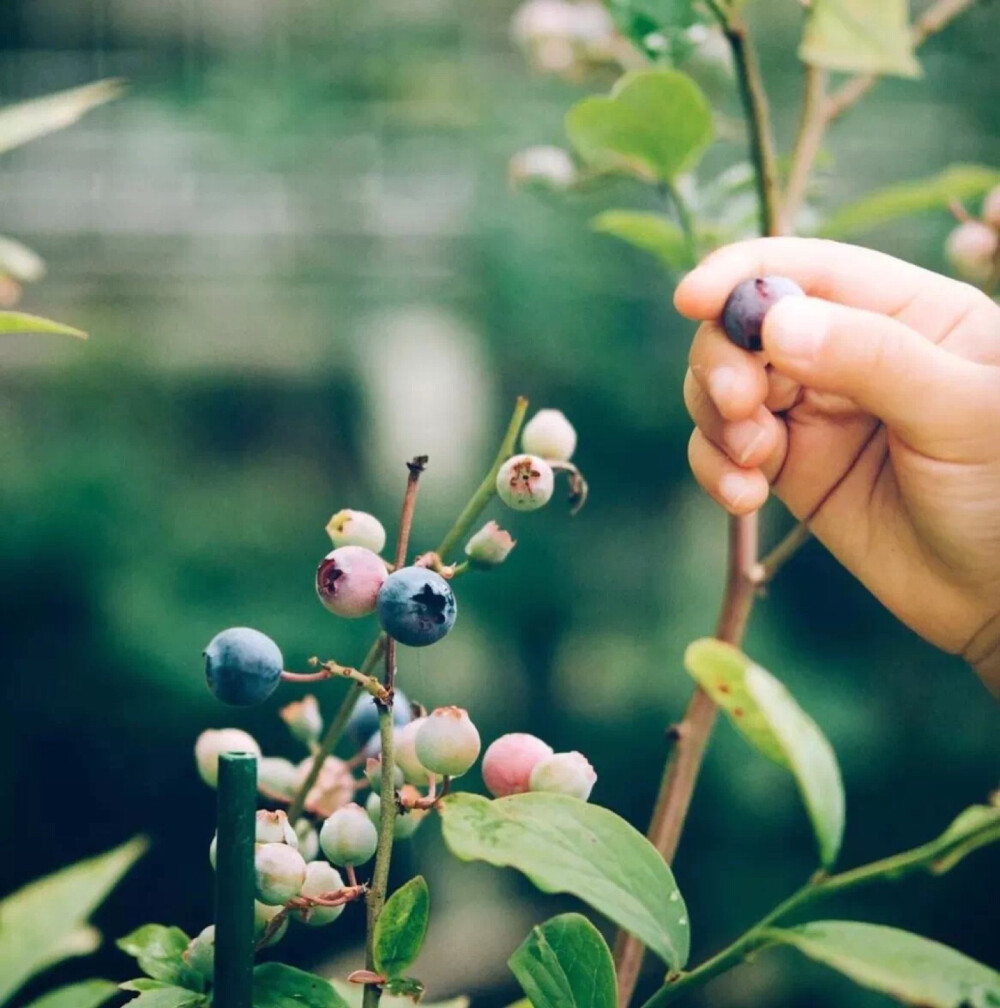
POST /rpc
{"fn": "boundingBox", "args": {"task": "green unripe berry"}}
[319,803,378,866]
[194,728,260,787]
[529,751,596,801]
[414,706,481,778]
[365,790,425,840]
[365,756,404,792]
[183,926,215,982]
[254,842,307,905]
[291,861,346,927]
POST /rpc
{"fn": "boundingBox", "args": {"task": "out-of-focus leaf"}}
[252,964,349,1008]
[0,79,125,156]
[0,236,45,283]
[117,925,203,991]
[0,837,147,1005]
[799,0,920,78]
[373,877,430,979]
[591,211,691,269]
[566,69,712,183]
[119,984,206,1008]
[762,922,1000,1007]
[440,792,689,970]
[509,914,616,1008]
[23,980,118,1008]
[819,165,1000,237]
[684,639,844,867]
[0,311,86,339]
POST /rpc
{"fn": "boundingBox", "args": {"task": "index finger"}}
[674,237,959,325]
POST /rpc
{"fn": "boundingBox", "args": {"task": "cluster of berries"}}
[945,186,1000,285]
[482,732,596,801]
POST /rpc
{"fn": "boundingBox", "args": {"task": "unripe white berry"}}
[366,788,427,840]
[496,454,555,511]
[257,758,299,800]
[254,843,307,905]
[292,861,346,926]
[393,718,433,787]
[194,729,260,788]
[529,751,597,801]
[415,707,481,778]
[320,803,378,866]
[254,902,288,948]
[325,509,387,554]
[255,809,298,847]
[521,409,577,461]
[294,820,319,861]
[183,926,215,981]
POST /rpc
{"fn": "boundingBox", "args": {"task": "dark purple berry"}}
[720,275,805,352]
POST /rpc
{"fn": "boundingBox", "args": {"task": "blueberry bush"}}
[3,4,1000,1008]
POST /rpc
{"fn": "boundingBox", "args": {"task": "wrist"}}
[965,609,1000,698]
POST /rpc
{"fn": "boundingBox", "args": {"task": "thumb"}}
[762,296,994,456]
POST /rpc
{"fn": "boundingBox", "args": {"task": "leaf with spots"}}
[439,793,689,970]
[684,639,844,868]
[509,913,616,1008]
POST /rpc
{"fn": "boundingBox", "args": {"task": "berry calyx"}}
[376,568,458,647]
[414,706,481,778]
[325,509,387,554]
[319,803,378,866]
[195,728,260,787]
[481,733,553,797]
[720,275,805,352]
[529,750,596,801]
[465,521,516,569]
[254,843,307,905]
[496,454,555,511]
[203,628,283,707]
[521,408,577,461]
[255,809,298,847]
[316,546,388,619]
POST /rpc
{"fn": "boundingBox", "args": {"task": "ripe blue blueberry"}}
[203,627,283,707]
[376,567,457,647]
[720,275,805,352]
[346,688,412,749]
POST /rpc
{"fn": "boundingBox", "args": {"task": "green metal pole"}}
[215,752,257,1008]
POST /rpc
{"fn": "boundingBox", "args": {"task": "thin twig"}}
[755,522,811,585]
[782,64,828,234]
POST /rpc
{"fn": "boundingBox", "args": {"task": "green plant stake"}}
[215,753,257,1008]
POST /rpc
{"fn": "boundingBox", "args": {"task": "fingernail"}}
[765,298,829,361]
[708,366,745,408]
[724,419,767,466]
[719,472,756,509]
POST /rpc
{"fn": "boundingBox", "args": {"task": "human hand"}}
[676,238,1000,694]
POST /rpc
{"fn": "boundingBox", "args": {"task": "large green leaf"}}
[440,793,689,970]
[565,69,712,184]
[253,964,350,1008]
[799,0,920,78]
[373,876,430,979]
[509,914,616,1008]
[0,836,147,1005]
[591,211,691,269]
[762,922,1000,1008]
[684,639,844,867]
[330,981,467,1008]
[23,980,118,1008]
[117,925,203,991]
[0,311,86,339]
[0,80,124,156]
[819,165,1000,238]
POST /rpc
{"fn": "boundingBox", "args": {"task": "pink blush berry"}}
[316,545,387,618]
[481,732,554,798]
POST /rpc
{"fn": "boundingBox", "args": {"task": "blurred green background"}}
[1,1,998,1006]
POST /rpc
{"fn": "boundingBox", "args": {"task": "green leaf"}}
[684,639,844,867]
[0,836,147,1005]
[819,165,1000,238]
[0,80,125,156]
[440,792,689,970]
[373,876,430,979]
[23,980,118,1008]
[509,914,616,1008]
[253,964,350,1008]
[119,985,206,1008]
[121,980,173,993]
[799,0,920,78]
[762,921,1000,1008]
[591,211,691,269]
[330,981,468,1008]
[117,925,203,991]
[924,804,1000,873]
[565,69,712,183]
[0,311,86,339]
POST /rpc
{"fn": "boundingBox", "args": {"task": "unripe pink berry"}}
[465,521,516,569]
[254,843,307,905]
[255,809,298,847]
[320,803,378,866]
[195,728,260,788]
[315,545,388,618]
[529,751,596,801]
[945,221,998,283]
[394,718,433,787]
[415,706,481,778]
[521,409,577,461]
[982,186,1000,229]
[294,756,355,818]
[325,509,387,553]
[292,861,345,926]
[279,695,323,747]
[496,454,555,511]
[481,733,553,797]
